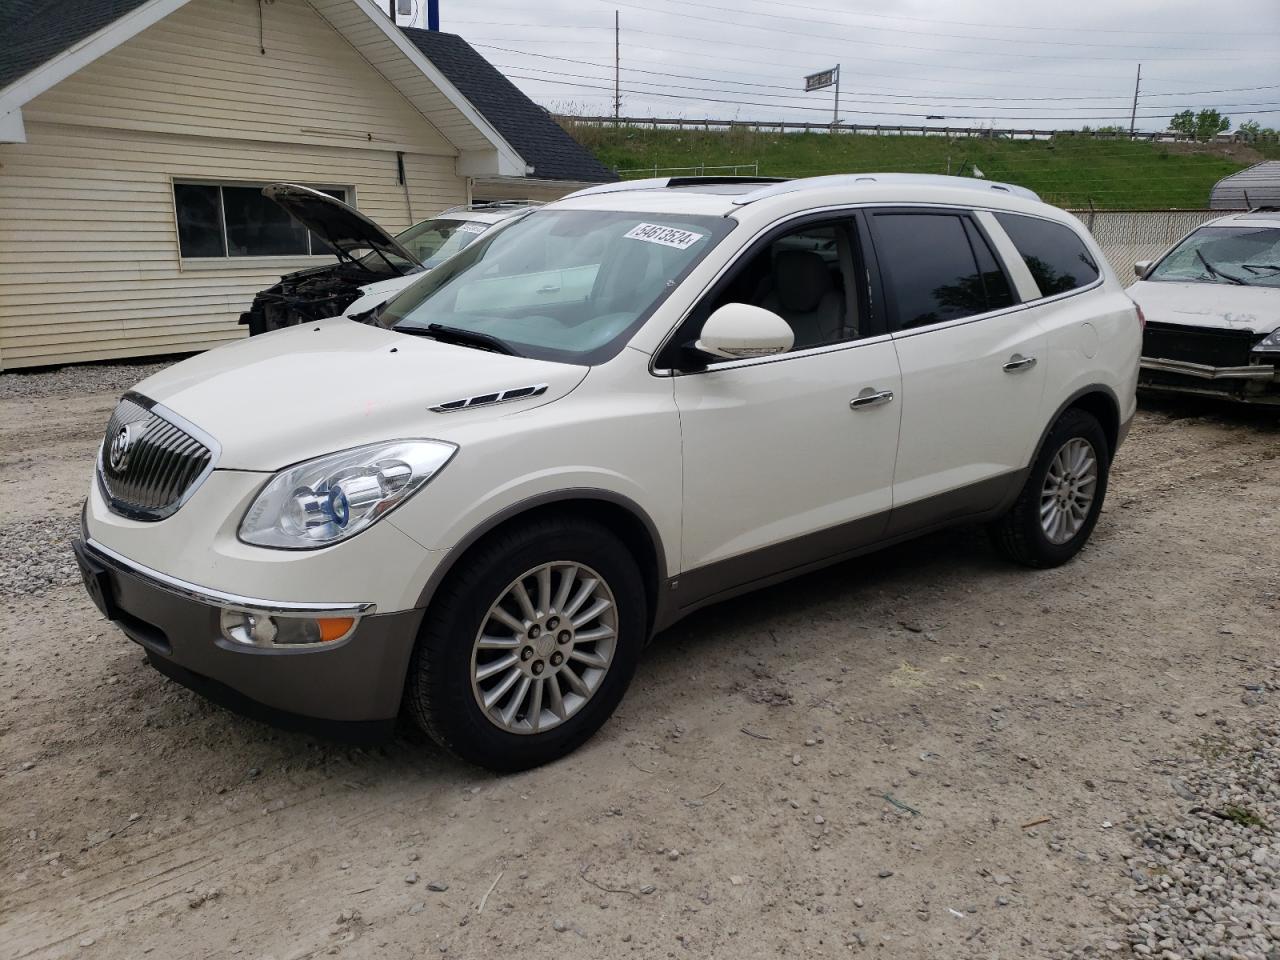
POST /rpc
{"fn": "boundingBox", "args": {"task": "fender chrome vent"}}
[430,384,548,413]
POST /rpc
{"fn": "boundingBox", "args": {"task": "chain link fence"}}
[1069,209,1241,280]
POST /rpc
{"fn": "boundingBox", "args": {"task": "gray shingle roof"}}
[0,0,153,93]
[402,28,616,183]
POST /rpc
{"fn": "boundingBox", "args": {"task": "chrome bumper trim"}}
[84,539,376,617]
[1139,357,1275,381]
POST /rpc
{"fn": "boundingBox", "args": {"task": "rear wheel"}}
[406,516,645,771]
[990,407,1111,568]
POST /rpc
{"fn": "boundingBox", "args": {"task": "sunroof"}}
[667,182,768,195]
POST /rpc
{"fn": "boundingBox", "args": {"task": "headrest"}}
[772,250,833,313]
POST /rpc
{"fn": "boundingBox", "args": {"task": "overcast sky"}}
[390,0,1280,132]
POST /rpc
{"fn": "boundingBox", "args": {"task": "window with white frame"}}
[173,182,350,258]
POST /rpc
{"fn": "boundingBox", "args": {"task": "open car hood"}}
[262,183,423,275]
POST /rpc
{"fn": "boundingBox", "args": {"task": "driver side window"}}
[701,219,865,352]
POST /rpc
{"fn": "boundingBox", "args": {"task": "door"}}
[866,209,1048,533]
[668,215,902,605]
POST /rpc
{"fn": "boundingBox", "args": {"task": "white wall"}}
[0,0,468,370]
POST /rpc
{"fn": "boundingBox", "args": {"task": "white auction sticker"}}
[455,221,489,235]
[623,223,704,250]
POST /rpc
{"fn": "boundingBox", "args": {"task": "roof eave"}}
[0,0,193,117]
[0,0,527,176]
[323,0,527,177]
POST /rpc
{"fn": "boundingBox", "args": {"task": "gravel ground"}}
[0,358,178,402]
[0,515,82,596]
[1115,725,1279,960]
[1,360,1278,960]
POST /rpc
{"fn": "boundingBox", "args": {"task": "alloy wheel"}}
[1039,437,1098,545]
[470,562,618,734]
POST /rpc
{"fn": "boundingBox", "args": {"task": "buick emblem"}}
[109,423,139,472]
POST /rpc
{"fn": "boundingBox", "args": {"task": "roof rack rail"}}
[731,173,1040,205]
[563,175,788,199]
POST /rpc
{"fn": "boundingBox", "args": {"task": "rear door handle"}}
[849,388,894,409]
[1003,354,1037,373]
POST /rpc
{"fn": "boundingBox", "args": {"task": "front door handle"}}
[849,388,895,410]
[1003,354,1037,373]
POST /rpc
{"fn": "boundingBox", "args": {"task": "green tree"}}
[1169,110,1196,136]
[1169,108,1230,140]
[1196,109,1230,139]
[1237,120,1262,142]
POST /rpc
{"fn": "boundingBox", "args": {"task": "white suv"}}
[74,174,1140,771]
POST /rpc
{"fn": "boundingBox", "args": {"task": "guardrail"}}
[560,115,1266,144]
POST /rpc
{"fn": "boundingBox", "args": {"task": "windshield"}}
[378,209,735,364]
[1148,225,1280,287]
[357,217,493,272]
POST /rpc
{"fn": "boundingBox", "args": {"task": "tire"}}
[990,407,1111,568]
[406,515,646,772]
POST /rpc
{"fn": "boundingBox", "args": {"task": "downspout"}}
[397,151,414,224]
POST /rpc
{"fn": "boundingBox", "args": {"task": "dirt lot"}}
[1,362,1276,960]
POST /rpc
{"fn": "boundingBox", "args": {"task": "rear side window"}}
[871,212,1015,331]
[994,213,1099,296]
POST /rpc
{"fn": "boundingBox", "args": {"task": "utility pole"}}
[614,11,621,120]
[1129,63,1141,138]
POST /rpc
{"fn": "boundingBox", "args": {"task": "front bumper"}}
[72,537,424,737]
[1139,356,1279,405]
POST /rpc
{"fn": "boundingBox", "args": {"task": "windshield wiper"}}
[1242,262,1280,274]
[1195,249,1247,285]
[394,322,520,356]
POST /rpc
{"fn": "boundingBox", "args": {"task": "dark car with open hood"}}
[239,184,536,334]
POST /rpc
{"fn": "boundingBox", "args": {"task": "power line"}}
[476,41,1280,104]
[492,60,1280,114]
[466,35,1139,93]
[506,73,1280,120]
[467,29,1280,93]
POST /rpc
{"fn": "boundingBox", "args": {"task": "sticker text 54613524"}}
[623,223,705,250]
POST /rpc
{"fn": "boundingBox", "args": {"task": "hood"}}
[1128,280,1280,334]
[343,273,427,318]
[131,318,587,470]
[263,184,422,275]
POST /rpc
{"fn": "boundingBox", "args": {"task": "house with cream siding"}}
[0,0,614,371]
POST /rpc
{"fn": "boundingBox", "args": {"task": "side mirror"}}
[1133,260,1153,279]
[694,303,795,360]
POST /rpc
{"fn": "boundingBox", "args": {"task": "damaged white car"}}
[239,185,535,334]
[1130,210,1280,405]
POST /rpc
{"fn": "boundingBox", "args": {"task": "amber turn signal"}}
[316,617,356,643]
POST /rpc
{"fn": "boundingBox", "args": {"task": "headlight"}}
[239,440,456,549]
[1253,328,1280,354]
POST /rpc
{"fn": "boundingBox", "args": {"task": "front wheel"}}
[406,516,646,771]
[990,407,1111,568]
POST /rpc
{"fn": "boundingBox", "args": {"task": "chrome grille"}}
[97,394,216,521]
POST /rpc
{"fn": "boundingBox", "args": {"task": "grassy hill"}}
[563,122,1272,210]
